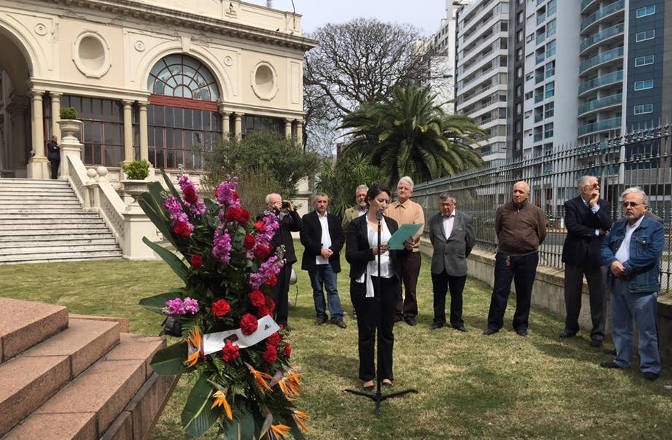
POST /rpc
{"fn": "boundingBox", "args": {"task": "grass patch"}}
[2,250,671,439]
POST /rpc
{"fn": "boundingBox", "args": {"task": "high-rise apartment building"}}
[454,0,510,166]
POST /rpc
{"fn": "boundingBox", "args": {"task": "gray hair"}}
[397,176,414,190]
[621,187,648,205]
[265,193,280,204]
[312,192,329,201]
[439,193,456,203]
[577,175,597,189]
[355,184,369,194]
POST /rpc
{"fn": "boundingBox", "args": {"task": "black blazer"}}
[267,209,302,264]
[300,211,345,272]
[561,195,612,268]
[345,214,399,281]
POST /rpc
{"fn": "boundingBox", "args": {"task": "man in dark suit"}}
[560,175,612,347]
[300,193,347,328]
[428,194,475,331]
[266,192,302,330]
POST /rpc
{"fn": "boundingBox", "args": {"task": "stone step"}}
[0,298,69,363]
[0,244,121,256]
[0,218,106,227]
[0,212,101,220]
[0,318,121,437]
[0,208,100,216]
[0,224,110,233]
[0,178,72,187]
[0,250,123,264]
[0,234,117,244]
[3,333,168,440]
[0,238,118,248]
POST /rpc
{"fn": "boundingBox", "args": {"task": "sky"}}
[251,0,448,36]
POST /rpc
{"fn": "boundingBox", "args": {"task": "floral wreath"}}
[138,172,308,439]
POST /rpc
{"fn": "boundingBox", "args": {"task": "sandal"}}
[362,380,374,391]
[382,379,393,387]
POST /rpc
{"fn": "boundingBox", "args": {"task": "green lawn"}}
[1,253,671,439]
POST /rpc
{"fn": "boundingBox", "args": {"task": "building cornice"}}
[47,0,317,52]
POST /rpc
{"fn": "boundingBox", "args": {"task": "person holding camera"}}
[47,135,60,179]
[265,193,302,330]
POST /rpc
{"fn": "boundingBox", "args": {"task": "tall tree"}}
[304,18,429,154]
[341,86,485,187]
[314,152,384,218]
[199,131,320,209]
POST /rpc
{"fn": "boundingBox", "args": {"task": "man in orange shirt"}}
[386,176,425,326]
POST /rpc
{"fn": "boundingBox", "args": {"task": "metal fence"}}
[413,125,672,293]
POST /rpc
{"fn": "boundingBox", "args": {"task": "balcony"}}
[580,0,624,33]
[578,70,623,95]
[581,0,598,12]
[580,24,624,53]
[579,46,623,75]
[578,93,622,116]
[578,117,621,136]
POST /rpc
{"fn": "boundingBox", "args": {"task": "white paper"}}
[202,315,280,355]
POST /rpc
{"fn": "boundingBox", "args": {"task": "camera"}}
[282,201,291,209]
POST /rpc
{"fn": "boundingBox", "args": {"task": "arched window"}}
[148,54,219,101]
[147,54,222,170]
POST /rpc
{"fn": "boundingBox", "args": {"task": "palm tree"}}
[341,86,485,187]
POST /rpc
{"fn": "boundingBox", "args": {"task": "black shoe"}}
[600,360,623,369]
[393,315,404,323]
[559,330,577,338]
[642,372,659,381]
[515,328,528,336]
[405,318,417,326]
[483,328,499,335]
[453,324,468,332]
[590,339,603,348]
[315,316,329,325]
[431,322,444,330]
[333,318,347,329]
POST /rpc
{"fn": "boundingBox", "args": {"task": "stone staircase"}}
[0,178,123,264]
[0,297,177,440]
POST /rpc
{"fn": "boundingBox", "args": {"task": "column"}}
[122,100,134,163]
[139,102,149,162]
[50,92,62,140]
[234,113,243,140]
[296,120,303,146]
[222,112,230,137]
[284,118,292,140]
[27,90,48,179]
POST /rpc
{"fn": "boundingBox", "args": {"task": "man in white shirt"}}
[300,193,347,328]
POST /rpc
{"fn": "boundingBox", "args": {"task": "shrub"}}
[59,107,78,119]
[121,159,150,180]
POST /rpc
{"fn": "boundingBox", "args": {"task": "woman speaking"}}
[345,184,401,390]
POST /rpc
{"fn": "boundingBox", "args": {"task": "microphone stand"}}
[345,210,417,415]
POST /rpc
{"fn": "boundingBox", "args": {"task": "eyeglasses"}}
[622,201,642,208]
[587,183,600,189]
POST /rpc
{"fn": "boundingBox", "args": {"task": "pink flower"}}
[212,229,232,265]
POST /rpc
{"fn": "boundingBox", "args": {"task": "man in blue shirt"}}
[600,187,664,381]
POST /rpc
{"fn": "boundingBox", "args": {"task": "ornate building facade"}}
[0,0,315,178]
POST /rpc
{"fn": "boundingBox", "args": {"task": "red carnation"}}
[183,185,198,204]
[256,306,271,318]
[266,297,275,312]
[225,207,251,224]
[267,332,281,347]
[190,254,203,268]
[222,340,239,362]
[173,222,193,238]
[253,244,273,260]
[265,275,278,287]
[254,220,265,232]
[249,290,266,308]
[263,344,278,363]
[212,299,231,317]
[243,234,256,249]
[284,343,291,358]
[240,313,258,335]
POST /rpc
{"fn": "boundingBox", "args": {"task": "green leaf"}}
[182,373,218,437]
[138,187,174,246]
[142,237,188,283]
[139,289,185,314]
[150,342,188,375]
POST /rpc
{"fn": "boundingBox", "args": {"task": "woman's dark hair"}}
[367,183,391,201]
